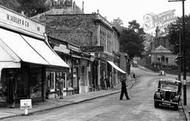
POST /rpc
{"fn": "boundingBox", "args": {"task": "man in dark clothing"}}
[120,76,130,100]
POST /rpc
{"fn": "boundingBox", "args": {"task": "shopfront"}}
[0,6,69,107]
[99,53,126,90]
[91,59,99,91]
[79,58,90,93]
[49,39,81,96]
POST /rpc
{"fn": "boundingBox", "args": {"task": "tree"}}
[0,0,20,12]
[112,17,123,27]
[112,17,124,32]
[0,0,48,17]
[120,20,145,59]
[17,0,48,17]
[168,15,190,71]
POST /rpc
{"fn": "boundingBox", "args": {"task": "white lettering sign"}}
[20,99,32,109]
[0,6,45,38]
[54,44,70,54]
[7,14,29,27]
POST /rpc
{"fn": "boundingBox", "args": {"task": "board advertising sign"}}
[0,5,45,38]
[20,99,32,109]
[80,46,104,52]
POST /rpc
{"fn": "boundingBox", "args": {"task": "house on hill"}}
[150,45,177,67]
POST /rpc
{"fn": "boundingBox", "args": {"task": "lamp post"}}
[169,0,186,105]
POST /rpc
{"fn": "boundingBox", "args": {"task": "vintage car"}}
[154,78,181,109]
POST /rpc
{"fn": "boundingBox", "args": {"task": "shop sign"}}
[54,44,70,54]
[20,99,32,109]
[68,44,80,52]
[0,6,45,38]
[80,46,104,52]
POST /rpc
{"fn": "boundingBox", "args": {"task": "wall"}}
[46,14,120,54]
[46,14,98,46]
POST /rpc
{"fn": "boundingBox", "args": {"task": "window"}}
[46,72,55,92]
[55,72,66,88]
[30,67,42,99]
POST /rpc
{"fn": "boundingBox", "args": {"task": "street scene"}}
[0,0,190,121]
[0,67,187,121]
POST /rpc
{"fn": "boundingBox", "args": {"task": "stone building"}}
[32,0,125,93]
[0,5,69,107]
[148,29,177,70]
[151,45,177,66]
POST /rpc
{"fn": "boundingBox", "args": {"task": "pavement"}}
[0,89,119,120]
[0,78,136,120]
[182,80,190,121]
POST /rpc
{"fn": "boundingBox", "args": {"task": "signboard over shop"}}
[0,5,45,38]
[54,44,70,54]
[80,46,104,52]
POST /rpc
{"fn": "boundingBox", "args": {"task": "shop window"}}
[0,68,21,103]
[30,67,42,100]
[67,73,72,88]
[55,72,66,89]
[73,67,78,88]
[46,72,55,92]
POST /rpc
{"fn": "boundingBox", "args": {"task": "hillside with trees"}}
[119,20,145,59]
[168,15,190,72]
[0,0,47,17]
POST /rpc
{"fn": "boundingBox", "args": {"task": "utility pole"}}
[178,32,181,81]
[182,0,187,105]
[169,0,186,105]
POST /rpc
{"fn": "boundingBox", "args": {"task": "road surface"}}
[2,67,186,121]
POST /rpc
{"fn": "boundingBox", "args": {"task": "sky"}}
[75,0,190,27]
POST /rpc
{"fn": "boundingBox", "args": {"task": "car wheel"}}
[154,101,159,108]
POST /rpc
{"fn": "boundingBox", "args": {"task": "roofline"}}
[45,13,115,31]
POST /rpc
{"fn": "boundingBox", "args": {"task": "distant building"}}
[150,45,177,66]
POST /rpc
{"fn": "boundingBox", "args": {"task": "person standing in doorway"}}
[57,77,64,99]
[120,75,130,100]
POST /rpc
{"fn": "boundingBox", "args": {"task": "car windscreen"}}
[161,84,178,92]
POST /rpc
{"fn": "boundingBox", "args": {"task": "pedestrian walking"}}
[120,76,130,100]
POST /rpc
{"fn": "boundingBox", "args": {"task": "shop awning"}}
[0,28,69,68]
[21,35,70,68]
[0,28,48,65]
[107,61,126,74]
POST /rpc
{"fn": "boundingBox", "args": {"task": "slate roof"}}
[151,45,172,54]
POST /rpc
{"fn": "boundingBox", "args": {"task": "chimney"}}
[97,9,99,14]
[82,1,84,13]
